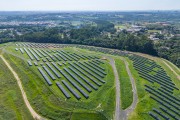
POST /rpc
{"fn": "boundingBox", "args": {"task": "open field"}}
[0,57,33,120]
[114,24,127,29]
[148,30,161,33]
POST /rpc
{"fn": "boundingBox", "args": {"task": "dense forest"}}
[155,40,180,67]
[17,21,157,56]
[19,28,156,54]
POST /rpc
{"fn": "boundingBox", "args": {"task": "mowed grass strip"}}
[115,58,133,110]
[0,57,33,120]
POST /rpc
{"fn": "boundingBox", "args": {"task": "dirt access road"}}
[106,56,138,120]
[106,56,121,120]
[106,57,127,120]
[120,58,138,120]
[0,55,43,120]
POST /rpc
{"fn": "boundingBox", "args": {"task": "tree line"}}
[0,20,178,67]
[18,24,157,56]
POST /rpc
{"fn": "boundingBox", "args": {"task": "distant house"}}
[127,29,134,33]
[152,38,160,40]
[126,25,144,33]
[175,34,180,37]
[149,35,160,40]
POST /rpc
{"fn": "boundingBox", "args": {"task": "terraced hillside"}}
[0,42,179,120]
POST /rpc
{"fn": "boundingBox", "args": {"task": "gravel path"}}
[106,56,121,120]
[120,58,138,120]
[105,56,138,120]
[0,55,43,120]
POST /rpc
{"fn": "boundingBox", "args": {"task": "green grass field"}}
[114,24,127,29]
[162,59,180,75]
[0,57,33,120]
[148,30,161,33]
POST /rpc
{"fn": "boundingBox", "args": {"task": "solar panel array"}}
[129,55,180,120]
[15,43,107,100]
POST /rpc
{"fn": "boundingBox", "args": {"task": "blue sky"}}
[0,0,180,11]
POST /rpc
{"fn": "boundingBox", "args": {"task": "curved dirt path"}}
[105,56,121,120]
[120,58,138,119]
[105,56,138,120]
[0,55,43,120]
[162,60,180,80]
[110,58,121,120]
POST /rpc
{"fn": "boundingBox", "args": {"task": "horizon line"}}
[0,9,180,12]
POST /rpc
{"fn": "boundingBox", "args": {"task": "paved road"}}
[120,58,138,120]
[0,55,44,120]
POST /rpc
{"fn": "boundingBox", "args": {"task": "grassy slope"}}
[75,47,159,119]
[3,45,115,120]
[68,46,180,119]
[127,55,180,120]
[0,57,33,120]
[115,58,133,110]
[62,46,180,120]
[162,58,180,75]
[3,42,179,120]
[77,48,157,119]
[155,58,180,93]
[126,58,157,120]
